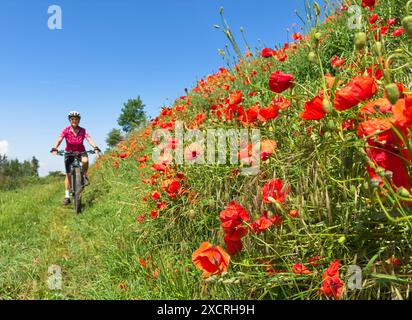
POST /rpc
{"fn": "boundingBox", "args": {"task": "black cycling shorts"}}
[64,154,88,174]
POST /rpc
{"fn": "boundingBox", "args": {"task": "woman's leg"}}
[81,156,89,175]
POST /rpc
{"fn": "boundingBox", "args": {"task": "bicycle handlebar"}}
[55,150,97,156]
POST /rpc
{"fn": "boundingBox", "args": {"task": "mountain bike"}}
[57,150,96,213]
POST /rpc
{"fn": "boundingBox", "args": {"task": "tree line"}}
[0,155,40,190]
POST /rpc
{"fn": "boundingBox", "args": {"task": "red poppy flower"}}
[152,163,167,172]
[262,179,290,204]
[300,94,326,120]
[323,259,340,279]
[251,215,274,234]
[224,226,248,241]
[258,101,279,122]
[136,214,145,222]
[288,210,300,218]
[192,242,230,278]
[150,210,158,219]
[333,76,378,111]
[261,48,277,58]
[292,263,311,275]
[331,55,345,67]
[240,105,259,123]
[162,179,180,195]
[119,153,128,159]
[319,259,343,300]
[223,237,243,255]
[392,27,404,37]
[387,18,397,25]
[319,275,344,300]
[366,148,411,190]
[269,71,294,93]
[229,90,243,105]
[225,104,245,121]
[184,143,204,161]
[157,201,167,210]
[275,96,291,110]
[220,201,250,229]
[260,140,277,161]
[292,32,303,41]
[139,258,147,268]
[151,191,161,200]
[362,0,376,10]
[369,13,379,24]
[357,118,392,139]
[392,95,412,129]
[358,98,392,115]
[138,155,149,163]
[379,26,389,38]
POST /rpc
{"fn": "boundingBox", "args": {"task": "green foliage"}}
[0,155,40,190]
[118,96,147,133]
[106,128,124,149]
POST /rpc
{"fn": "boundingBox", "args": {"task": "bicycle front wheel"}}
[72,167,83,213]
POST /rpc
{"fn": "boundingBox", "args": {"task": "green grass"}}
[0,176,150,299]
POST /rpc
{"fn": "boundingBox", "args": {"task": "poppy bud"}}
[326,119,336,130]
[385,83,400,104]
[188,210,196,219]
[354,32,367,50]
[350,185,356,194]
[314,32,322,41]
[322,99,332,113]
[373,41,382,56]
[308,51,317,63]
[402,16,412,38]
[397,187,410,197]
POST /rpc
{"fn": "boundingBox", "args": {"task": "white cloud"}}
[0,140,8,156]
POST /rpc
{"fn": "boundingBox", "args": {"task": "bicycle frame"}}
[56,150,96,213]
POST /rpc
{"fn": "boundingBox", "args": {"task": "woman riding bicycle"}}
[51,111,101,205]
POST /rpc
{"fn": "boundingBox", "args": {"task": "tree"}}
[31,156,39,177]
[0,154,7,177]
[106,128,124,148]
[118,96,147,133]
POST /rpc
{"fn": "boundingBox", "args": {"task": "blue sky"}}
[0,0,316,176]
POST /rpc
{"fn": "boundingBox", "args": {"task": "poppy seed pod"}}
[322,98,332,113]
[326,119,336,131]
[354,32,367,50]
[308,51,317,63]
[314,32,322,41]
[402,16,412,38]
[397,187,410,197]
[373,41,382,56]
[385,83,400,104]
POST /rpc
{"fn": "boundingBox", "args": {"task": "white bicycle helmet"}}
[68,111,81,120]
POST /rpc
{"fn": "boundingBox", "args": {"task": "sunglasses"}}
[70,117,80,121]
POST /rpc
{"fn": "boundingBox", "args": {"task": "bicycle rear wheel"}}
[72,167,83,213]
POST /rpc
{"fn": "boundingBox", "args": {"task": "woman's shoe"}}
[63,197,71,205]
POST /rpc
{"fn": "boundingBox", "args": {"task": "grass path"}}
[0,177,150,300]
